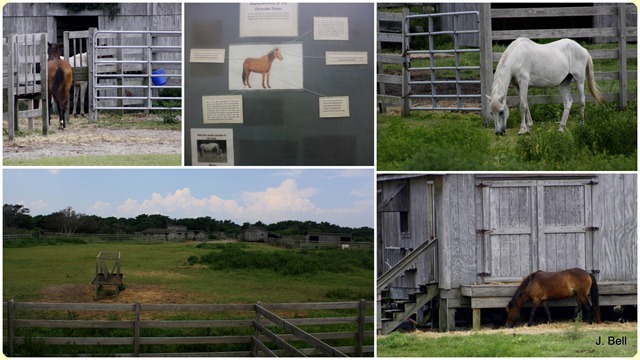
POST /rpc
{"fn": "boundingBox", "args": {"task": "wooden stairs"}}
[379,283,439,335]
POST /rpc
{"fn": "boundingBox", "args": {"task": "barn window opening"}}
[400,211,409,234]
[309,235,320,243]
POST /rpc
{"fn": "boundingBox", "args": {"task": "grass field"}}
[3,240,373,304]
[377,102,637,171]
[377,323,637,357]
[3,154,181,166]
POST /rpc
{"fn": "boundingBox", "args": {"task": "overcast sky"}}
[3,169,374,228]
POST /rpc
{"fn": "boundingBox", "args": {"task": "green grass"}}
[3,241,373,304]
[377,102,636,171]
[3,153,181,166]
[378,329,637,357]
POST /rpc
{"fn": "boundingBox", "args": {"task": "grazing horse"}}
[64,52,88,117]
[47,42,73,129]
[242,47,284,89]
[490,38,605,135]
[505,268,601,328]
[200,142,222,157]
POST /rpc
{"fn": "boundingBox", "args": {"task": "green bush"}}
[573,102,637,156]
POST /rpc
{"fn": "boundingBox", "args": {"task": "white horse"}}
[489,38,604,135]
[63,53,88,117]
[200,142,222,156]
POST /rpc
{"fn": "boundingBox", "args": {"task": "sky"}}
[2,168,374,228]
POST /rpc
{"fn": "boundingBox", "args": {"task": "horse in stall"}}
[489,38,605,135]
[47,42,73,129]
[242,47,284,89]
[64,52,88,117]
[505,268,601,328]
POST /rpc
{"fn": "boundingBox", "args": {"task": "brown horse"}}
[506,268,600,327]
[242,47,284,89]
[47,42,73,129]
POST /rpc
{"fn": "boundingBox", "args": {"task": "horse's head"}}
[273,47,284,61]
[505,301,520,328]
[489,94,509,135]
[47,42,62,60]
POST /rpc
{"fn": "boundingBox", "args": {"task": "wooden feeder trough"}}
[92,251,123,301]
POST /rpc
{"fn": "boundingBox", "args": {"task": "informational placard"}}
[325,51,368,65]
[319,96,350,118]
[190,48,226,63]
[228,43,303,90]
[239,3,298,37]
[202,95,243,124]
[314,17,349,40]
[191,128,235,166]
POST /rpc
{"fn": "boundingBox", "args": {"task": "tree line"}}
[3,204,374,242]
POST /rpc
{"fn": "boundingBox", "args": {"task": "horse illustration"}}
[490,38,605,135]
[200,142,222,157]
[505,268,601,328]
[242,47,284,89]
[47,42,73,130]
[65,52,88,117]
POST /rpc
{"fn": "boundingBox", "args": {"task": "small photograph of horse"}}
[228,44,303,90]
[197,140,227,163]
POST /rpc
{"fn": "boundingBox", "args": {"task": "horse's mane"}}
[490,39,525,110]
[507,270,540,308]
[268,48,277,61]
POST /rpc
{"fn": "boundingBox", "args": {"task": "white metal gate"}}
[91,30,181,113]
[402,11,482,111]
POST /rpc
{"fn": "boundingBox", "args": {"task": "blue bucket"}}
[152,68,167,86]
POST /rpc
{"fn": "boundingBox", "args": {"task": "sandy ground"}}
[3,115,181,161]
[42,283,196,304]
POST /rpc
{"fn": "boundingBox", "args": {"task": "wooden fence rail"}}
[3,300,374,357]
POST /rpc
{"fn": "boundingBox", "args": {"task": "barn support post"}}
[8,34,16,140]
[355,299,366,357]
[401,7,410,117]
[40,33,50,136]
[617,3,628,109]
[472,308,481,331]
[479,3,493,126]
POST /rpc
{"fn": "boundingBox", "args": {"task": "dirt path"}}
[3,115,181,161]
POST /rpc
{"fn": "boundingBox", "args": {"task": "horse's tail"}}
[52,67,66,104]
[589,273,601,323]
[242,69,245,84]
[586,55,605,104]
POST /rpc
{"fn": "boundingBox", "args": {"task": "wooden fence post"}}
[251,301,262,357]
[88,28,97,123]
[355,299,366,357]
[479,3,493,126]
[617,3,628,109]
[8,300,15,357]
[134,301,141,356]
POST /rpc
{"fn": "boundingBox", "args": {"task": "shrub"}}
[573,102,637,156]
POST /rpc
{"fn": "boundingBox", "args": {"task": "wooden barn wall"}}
[3,3,180,38]
[379,180,413,289]
[409,177,435,285]
[593,174,637,282]
[440,174,477,289]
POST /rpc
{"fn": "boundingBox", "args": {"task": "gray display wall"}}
[184,3,374,166]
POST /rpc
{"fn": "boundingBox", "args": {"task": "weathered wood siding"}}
[594,174,637,281]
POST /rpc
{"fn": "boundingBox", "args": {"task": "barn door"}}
[478,180,536,282]
[536,180,593,272]
[478,178,595,283]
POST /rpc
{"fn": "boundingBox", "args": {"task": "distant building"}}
[138,225,208,241]
[239,227,282,242]
[305,233,353,246]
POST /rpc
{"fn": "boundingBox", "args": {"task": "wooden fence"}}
[377,3,637,119]
[3,300,374,357]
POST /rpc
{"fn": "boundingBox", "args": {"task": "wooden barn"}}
[306,233,354,246]
[3,3,180,45]
[240,227,282,243]
[377,173,637,333]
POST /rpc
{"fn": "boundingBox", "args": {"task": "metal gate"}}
[91,30,181,113]
[402,11,482,111]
